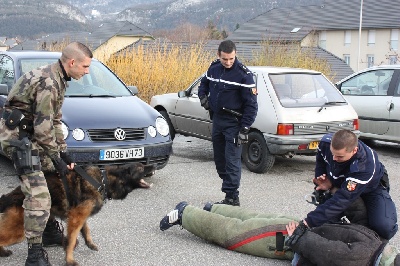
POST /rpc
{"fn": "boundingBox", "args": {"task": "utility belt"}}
[222,107,243,117]
[3,109,39,174]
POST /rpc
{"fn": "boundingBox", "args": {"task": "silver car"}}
[151,66,359,173]
[336,65,400,144]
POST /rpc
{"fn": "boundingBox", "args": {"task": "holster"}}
[9,137,40,175]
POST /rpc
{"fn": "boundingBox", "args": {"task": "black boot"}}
[42,219,65,247]
[214,196,240,206]
[25,243,51,266]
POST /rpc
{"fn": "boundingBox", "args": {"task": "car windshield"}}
[269,73,346,107]
[20,59,131,97]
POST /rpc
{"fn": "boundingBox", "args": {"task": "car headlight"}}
[148,125,157,138]
[72,128,85,141]
[61,122,69,140]
[156,116,169,137]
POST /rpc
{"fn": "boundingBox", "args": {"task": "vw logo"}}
[114,128,126,141]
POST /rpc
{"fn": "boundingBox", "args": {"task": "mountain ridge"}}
[0,0,322,39]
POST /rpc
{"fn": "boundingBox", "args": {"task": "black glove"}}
[51,155,69,177]
[284,220,309,247]
[60,150,74,164]
[200,95,210,110]
[238,127,250,145]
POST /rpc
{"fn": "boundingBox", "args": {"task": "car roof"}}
[0,50,100,62]
[248,66,321,74]
[336,65,400,84]
[0,50,61,60]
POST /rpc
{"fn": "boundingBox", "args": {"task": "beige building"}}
[228,0,400,75]
[314,29,398,72]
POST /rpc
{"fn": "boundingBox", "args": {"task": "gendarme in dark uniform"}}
[305,132,398,240]
[198,40,257,206]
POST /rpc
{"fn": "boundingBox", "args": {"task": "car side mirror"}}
[0,84,9,95]
[177,91,187,98]
[127,86,138,95]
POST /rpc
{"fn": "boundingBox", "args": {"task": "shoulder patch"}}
[346,180,357,191]
[210,59,220,66]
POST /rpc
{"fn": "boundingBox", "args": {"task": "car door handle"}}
[387,102,394,111]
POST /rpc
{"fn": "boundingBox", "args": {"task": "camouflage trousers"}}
[0,118,52,244]
[20,170,51,244]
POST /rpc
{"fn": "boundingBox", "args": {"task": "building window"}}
[319,31,326,49]
[368,30,375,46]
[389,55,398,65]
[391,29,399,51]
[343,54,350,65]
[344,30,351,46]
[367,55,374,68]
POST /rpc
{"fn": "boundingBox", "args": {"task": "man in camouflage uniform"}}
[0,42,92,266]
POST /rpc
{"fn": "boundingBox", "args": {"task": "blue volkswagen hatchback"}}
[0,51,172,170]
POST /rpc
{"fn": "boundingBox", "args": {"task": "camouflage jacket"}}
[3,61,67,158]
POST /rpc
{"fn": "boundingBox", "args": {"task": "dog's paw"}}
[0,247,12,257]
[86,242,99,251]
[66,260,79,266]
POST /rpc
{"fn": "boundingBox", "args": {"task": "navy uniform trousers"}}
[212,112,242,199]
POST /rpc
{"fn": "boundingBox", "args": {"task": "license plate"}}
[99,148,144,160]
[308,141,319,149]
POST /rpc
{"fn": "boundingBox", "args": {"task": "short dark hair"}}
[218,40,236,54]
[331,129,358,152]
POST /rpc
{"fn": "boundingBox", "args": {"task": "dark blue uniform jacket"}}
[305,133,384,227]
[198,58,258,128]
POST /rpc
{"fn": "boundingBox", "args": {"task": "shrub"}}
[106,41,214,103]
[49,39,334,103]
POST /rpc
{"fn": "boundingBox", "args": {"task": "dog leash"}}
[73,165,108,200]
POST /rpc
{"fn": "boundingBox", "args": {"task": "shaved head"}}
[61,42,93,63]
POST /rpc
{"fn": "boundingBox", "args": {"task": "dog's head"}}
[104,162,156,200]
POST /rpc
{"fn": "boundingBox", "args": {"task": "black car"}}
[0,51,172,170]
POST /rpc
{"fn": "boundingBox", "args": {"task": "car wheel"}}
[242,131,275,173]
[159,110,175,140]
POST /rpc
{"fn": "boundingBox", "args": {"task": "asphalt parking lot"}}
[0,135,399,266]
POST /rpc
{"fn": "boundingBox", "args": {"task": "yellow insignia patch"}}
[346,180,357,191]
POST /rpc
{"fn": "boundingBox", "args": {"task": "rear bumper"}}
[264,131,360,155]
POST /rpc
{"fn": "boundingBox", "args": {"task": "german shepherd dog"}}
[0,162,155,266]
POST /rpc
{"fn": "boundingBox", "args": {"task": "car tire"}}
[242,131,275,173]
[159,110,176,140]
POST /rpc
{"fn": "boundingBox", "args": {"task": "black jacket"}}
[198,58,258,128]
[293,223,387,266]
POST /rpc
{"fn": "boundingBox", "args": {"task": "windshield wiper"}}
[318,101,347,112]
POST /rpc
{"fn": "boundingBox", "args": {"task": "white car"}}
[151,66,359,173]
[336,65,400,144]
